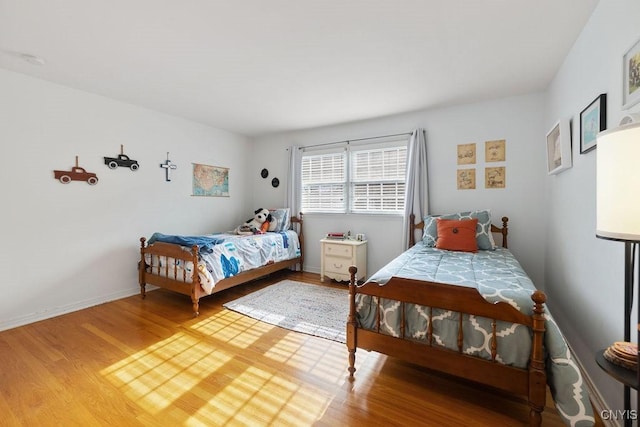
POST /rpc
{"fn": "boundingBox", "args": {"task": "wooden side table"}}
[320,238,367,283]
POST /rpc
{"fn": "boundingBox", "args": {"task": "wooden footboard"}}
[139,213,304,316]
[346,266,547,426]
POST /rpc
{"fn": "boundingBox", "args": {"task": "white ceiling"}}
[0,0,599,137]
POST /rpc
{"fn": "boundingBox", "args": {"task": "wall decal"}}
[160,152,177,181]
[53,156,98,185]
[271,177,280,188]
[104,144,139,171]
[261,168,269,178]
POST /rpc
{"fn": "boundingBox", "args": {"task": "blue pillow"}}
[269,208,291,232]
[423,210,496,250]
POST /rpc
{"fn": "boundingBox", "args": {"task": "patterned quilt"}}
[358,245,594,427]
[145,230,301,294]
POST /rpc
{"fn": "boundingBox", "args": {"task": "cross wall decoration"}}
[160,152,177,181]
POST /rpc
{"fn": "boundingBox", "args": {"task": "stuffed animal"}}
[235,208,278,235]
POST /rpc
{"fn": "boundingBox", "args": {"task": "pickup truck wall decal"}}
[53,156,98,185]
[104,144,139,171]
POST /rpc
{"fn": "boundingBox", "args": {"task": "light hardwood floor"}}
[0,271,600,426]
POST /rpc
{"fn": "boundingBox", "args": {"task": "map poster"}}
[192,163,229,197]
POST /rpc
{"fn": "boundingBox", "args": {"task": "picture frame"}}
[546,119,572,175]
[579,93,606,154]
[623,37,640,110]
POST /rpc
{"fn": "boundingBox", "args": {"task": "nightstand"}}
[320,238,367,283]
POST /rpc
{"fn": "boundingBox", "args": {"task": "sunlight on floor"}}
[97,312,341,425]
[191,310,274,349]
[101,332,232,414]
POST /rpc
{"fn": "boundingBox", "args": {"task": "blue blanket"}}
[147,232,226,254]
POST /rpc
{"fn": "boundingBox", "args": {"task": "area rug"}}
[223,280,349,343]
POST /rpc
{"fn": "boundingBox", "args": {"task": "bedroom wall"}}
[0,69,250,331]
[544,0,640,413]
[249,93,547,288]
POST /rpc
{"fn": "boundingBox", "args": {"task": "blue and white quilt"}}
[146,230,300,294]
[359,245,594,427]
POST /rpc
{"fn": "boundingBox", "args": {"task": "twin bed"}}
[137,208,592,426]
[138,209,303,316]
[347,210,594,427]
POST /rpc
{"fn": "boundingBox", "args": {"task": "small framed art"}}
[580,94,606,154]
[546,119,572,175]
[623,37,640,110]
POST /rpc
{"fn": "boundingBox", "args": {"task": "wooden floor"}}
[0,271,600,426]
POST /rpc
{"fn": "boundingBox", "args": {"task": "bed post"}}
[298,212,304,271]
[347,265,358,380]
[528,290,547,427]
[190,244,200,317]
[501,216,509,249]
[409,213,416,247]
[139,237,147,299]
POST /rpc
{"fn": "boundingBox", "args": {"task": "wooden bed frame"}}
[139,214,304,316]
[346,215,548,427]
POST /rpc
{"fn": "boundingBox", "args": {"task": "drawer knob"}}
[333,263,343,268]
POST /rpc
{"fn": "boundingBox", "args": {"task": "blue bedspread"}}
[147,232,226,254]
[362,245,594,427]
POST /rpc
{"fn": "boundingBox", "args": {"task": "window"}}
[301,137,408,214]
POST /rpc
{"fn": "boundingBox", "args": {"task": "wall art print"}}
[457,168,476,190]
[485,167,505,189]
[579,94,606,154]
[623,36,640,110]
[485,139,506,162]
[457,143,476,165]
[192,163,229,197]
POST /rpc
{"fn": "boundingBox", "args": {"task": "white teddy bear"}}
[235,208,279,235]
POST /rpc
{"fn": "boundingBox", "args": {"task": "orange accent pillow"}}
[435,218,478,252]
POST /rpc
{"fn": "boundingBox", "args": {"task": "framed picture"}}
[579,94,606,154]
[623,37,640,110]
[485,139,506,162]
[457,168,476,190]
[485,167,505,189]
[457,143,476,165]
[546,119,572,175]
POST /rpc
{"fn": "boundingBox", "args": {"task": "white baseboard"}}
[0,288,142,332]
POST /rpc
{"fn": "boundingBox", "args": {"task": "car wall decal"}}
[104,144,139,171]
[53,156,98,185]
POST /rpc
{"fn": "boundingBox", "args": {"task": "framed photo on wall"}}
[546,119,572,175]
[623,37,640,110]
[579,93,606,154]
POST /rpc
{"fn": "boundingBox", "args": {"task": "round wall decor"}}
[260,168,269,178]
[271,177,280,188]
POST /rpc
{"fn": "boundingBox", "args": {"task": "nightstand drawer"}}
[323,256,351,274]
[324,243,353,258]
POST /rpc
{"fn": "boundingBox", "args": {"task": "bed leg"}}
[528,290,547,427]
[139,237,147,299]
[347,265,358,380]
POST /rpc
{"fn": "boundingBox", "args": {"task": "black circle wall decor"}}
[260,168,269,179]
[271,177,280,188]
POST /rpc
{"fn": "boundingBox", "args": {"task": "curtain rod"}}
[297,131,412,150]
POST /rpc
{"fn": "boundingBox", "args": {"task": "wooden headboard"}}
[408,214,509,248]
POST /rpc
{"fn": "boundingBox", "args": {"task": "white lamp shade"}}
[596,122,640,241]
